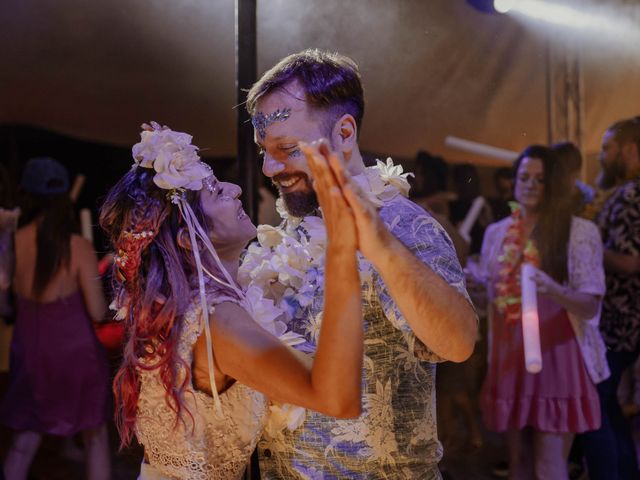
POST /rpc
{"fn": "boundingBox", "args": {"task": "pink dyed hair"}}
[100,168,210,447]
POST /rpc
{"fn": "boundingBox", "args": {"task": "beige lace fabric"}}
[135,294,268,480]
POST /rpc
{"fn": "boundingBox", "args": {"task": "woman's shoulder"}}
[15,222,36,239]
[70,234,98,258]
[485,216,512,238]
[70,233,92,246]
[187,287,246,321]
[570,216,600,239]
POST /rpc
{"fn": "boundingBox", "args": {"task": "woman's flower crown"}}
[114,122,213,284]
[132,121,212,191]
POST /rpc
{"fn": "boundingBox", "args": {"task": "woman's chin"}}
[246,223,258,239]
[518,199,541,211]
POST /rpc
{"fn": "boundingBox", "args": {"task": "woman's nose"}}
[222,182,242,199]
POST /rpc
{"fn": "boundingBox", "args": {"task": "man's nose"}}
[262,152,285,178]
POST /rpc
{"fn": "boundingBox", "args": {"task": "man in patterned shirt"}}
[245,49,477,479]
[581,116,640,480]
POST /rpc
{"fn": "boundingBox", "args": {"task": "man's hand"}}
[300,140,358,252]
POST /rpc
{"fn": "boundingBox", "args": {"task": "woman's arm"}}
[208,140,363,418]
[75,236,107,322]
[530,218,605,320]
[529,267,601,319]
[211,245,362,419]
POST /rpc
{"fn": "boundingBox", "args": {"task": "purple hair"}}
[100,167,213,448]
[247,49,365,135]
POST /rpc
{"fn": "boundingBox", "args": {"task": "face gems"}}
[251,108,292,139]
[203,176,218,193]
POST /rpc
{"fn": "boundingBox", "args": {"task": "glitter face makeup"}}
[203,175,218,193]
[251,108,292,139]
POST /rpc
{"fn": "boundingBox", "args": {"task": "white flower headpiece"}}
[131,121,212,191]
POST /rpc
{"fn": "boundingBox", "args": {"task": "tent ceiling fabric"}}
[1,0,638,165]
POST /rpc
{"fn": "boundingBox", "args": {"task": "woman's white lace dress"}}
[135,295,268,480]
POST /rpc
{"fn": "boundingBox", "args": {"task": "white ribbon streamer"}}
[175,197,225,416]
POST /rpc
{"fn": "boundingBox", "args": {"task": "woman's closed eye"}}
[518,175,544,185]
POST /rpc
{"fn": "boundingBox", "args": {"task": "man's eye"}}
[284,147,300,158]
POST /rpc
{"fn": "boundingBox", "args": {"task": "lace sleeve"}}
[568,217,605,297]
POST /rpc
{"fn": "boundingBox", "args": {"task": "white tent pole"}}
[445,136,518,163]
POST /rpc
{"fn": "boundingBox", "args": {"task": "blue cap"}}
[20,157,69,195]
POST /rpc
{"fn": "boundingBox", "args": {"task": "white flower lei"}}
[239,158,412,434]
[239,158,412,323]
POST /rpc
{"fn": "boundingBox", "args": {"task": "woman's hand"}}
[301,140,391,261]
[528,267,563,298]
[464,262,484,292]
[528,266,601,319]
[300,140,357,252]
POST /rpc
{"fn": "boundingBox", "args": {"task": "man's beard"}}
[598,154,626,189]
[276,175,319,217]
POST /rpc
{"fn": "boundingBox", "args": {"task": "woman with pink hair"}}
[100,123,365,479]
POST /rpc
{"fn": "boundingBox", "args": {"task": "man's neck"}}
[344,147,366,176]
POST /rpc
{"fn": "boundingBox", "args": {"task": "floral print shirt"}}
[257,195,470,479]
[597,178,640,352]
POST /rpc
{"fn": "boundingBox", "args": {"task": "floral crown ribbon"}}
[123,121,245,416]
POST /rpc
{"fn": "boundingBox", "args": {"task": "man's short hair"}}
[246,49,365,136]
[608,116,640,151]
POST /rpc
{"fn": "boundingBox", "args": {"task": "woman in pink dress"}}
[472,145,609,480]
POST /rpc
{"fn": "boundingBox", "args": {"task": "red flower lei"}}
[494,203,540,325]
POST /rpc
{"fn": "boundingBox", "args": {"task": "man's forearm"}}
[604,249,640,275]
[371,232,477,363]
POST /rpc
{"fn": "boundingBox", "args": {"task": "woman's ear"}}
[176,227,192,251]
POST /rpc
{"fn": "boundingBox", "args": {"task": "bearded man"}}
[580,116,640,480]
[242,49,477,479]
